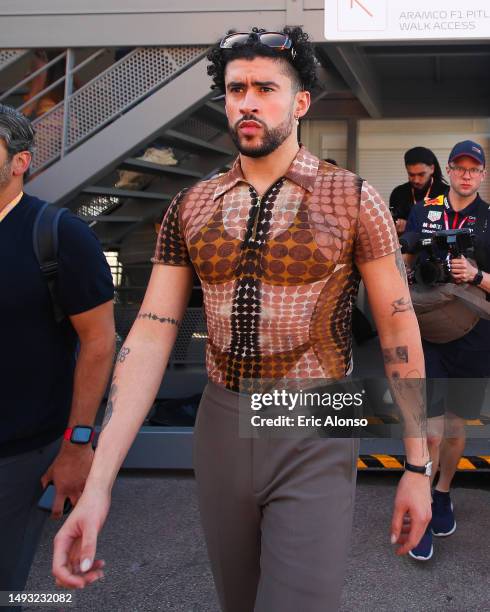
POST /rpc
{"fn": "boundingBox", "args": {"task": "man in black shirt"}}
[390,147,449,235]
[0,105,115,600]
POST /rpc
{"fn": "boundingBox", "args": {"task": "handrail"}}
[29,46,207,173]
[17,74,66,113]
[9,48,109,124]
[0,51,66,104]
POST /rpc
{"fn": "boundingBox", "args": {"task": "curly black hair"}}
[207,26,318,93]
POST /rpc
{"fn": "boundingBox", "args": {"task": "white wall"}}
[303,117,490,203]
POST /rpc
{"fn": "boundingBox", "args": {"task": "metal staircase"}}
[0,45,238,467]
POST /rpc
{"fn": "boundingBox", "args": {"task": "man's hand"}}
[53,489,110,588]
[391,471,431,555]
[41,443,94,519]
[450,255,478,284]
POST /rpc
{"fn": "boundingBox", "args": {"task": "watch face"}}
[426,461,433,477]
[71,426,92,444]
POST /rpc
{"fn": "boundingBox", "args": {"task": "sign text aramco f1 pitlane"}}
[325,0,490,41]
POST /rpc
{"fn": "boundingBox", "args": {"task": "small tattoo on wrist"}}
[137,312,180,327]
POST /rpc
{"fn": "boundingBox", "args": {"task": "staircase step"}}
[82,186,172,200]
[119,158,203,178]
[159,130,233,156]
[195,101,228,130]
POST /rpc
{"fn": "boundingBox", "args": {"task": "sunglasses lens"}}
[220,33,252,49]
[258,33,290,48]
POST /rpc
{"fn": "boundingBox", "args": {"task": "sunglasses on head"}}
[220,31,297,59]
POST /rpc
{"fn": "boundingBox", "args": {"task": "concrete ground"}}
[25,470,490,612]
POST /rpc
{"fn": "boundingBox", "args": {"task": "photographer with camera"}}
[390,147,449,236]
[402,140,490,561]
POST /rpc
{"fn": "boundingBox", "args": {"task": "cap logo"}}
[472,146,482,154]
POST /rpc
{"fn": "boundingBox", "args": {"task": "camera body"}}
[401,228,475,287]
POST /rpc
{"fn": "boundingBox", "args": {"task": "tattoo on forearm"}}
[101,381,117,431]
[391,297,413,316]
[137,312,180,327]
[395,248,408,287]
[389,369,428,454]
[117,346,130,363]
[382,346,409,364]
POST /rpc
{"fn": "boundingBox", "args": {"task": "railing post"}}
[61,49,75,157]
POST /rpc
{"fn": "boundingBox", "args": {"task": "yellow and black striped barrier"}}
[358,454,490,471]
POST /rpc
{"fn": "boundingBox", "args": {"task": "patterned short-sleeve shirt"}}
[153,146,397,391]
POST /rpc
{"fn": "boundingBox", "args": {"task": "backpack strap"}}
[33,203,69,323]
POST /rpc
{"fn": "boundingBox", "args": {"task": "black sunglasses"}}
[220,31,296,59]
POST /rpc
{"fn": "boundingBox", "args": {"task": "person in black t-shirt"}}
[390,147,449,235]
[0,104,115,599]
[404,140,489,562]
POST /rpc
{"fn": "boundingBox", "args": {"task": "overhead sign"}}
[325,0,490,41]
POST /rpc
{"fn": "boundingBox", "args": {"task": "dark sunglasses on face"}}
[220,31,297,59]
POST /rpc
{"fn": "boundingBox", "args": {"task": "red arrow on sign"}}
[350,0,374,17]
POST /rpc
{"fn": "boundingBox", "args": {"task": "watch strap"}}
[471,269,483,286]
[63,426,95,444]
[404,461,431,476]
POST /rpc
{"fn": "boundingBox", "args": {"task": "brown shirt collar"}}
[213,145,319,200]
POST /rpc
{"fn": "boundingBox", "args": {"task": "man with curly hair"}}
[53,27,431,611]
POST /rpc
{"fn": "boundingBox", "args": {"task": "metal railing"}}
[1,46,207,174]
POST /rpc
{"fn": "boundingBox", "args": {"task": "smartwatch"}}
[470,269,483,287]
[404,460,433,477]
[64,425,95,445]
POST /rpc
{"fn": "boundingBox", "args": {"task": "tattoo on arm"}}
[137,312,180,327]
[382,346,408,364]
[117,346,130,363]
[391,297,413,316]
[389,369,428,454]
[101,381,117,431]
[394,248,408,287]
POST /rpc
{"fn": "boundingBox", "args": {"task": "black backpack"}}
[32,202,69,323]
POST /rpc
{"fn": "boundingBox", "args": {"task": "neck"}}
[448,188,476,212]
[0,180,23,213]
[239,135,300,196]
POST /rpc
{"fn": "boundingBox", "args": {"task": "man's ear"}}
[295,90,311,120]
[11,151,31,177]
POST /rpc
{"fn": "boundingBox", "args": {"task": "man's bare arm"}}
[68,300,116,430]
[86,264,193,494]
[358,248,428,464]
[40,301,115,517]
[358,248,431,555]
